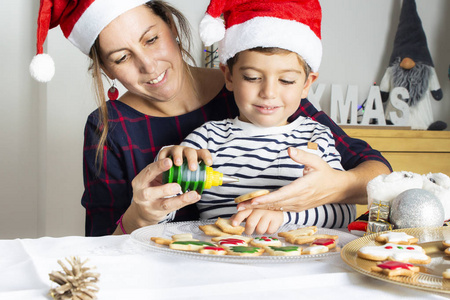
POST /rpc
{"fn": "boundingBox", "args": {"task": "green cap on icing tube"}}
[162,161,239,194]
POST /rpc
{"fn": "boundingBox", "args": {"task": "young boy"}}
[159,0,356,234]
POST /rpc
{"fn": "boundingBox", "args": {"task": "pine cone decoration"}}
[49,256,100,300]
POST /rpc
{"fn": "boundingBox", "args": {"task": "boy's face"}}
[222,50,318,127]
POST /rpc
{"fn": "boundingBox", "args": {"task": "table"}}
[0,234,448,299]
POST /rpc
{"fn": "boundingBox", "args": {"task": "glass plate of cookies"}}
[130,219,357,264]
[341,227,450,294]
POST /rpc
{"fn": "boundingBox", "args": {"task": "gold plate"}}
[341,227,450,293]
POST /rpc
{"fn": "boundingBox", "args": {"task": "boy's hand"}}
[158,146,213,170]
[231,209,283,235]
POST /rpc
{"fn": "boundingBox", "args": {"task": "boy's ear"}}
[301,72,319,99]
[220,63,234,92]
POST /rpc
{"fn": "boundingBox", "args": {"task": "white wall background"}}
[1,0,449,239]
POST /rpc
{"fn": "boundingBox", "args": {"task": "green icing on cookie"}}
[230,246,260,253]
[269,246,299,252]
[172,241,214,246]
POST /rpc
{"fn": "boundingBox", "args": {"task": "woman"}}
[31,0,391,236]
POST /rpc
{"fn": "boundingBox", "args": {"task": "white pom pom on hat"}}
[199,14,225,47]
[29,0,150,82]
[30,54,55,83]
[199,0,323,72]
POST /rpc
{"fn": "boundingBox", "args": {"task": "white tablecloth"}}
[0,234,448,300]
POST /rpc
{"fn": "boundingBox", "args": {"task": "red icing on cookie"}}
[203,246,225,251]
[218,238,246,246]
[377,261,414,270]
[385,246,393,249]
[312,238,335,246]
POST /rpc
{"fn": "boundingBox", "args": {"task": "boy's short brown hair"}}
[226,47,312,80]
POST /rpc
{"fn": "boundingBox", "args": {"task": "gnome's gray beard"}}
[391,58,431,107]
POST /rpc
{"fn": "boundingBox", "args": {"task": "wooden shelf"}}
[344,128,450,175]
[343,127,450,216]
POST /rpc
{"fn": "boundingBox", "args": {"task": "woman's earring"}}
[108,80,119,100]
[175,36,180,45]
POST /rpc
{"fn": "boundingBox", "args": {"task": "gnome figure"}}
[380,0,445,130]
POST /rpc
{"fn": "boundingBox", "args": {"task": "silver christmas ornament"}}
[390,188,445,229]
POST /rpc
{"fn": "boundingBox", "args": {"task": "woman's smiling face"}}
[98,5,186,103]
[223,50,317,127]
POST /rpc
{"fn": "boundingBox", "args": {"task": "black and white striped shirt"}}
[180,116,356,228]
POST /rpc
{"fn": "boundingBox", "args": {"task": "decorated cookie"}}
[357,243,431,264]
[302,245,329,255]
[282,234,338,245]
[215,217,245,235]
[150,237,172,246]
[371,261,420,277]
[375,232,419,245]
[310,238,337,250]
[199,224,231,237]
[250,236,282,247]
[217,238,248,248]
[265,246,302,256]
[169,241,215,251]
[226,246,265,256]
[199,246,227,255]
[443,240,450,256]
[211,235,253,243]
[234,189,270,204]
[278,226,318,244]
[172,233,198,241]
[443,269,450,279]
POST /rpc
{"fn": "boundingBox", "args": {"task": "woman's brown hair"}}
[88,1,195,174]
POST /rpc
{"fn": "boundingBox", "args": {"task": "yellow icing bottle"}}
[162,161,238,194]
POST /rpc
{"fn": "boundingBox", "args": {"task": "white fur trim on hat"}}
[366,171,423,207]
[30,54,55,82]
[219,17,322,72]
[68,0,150,55]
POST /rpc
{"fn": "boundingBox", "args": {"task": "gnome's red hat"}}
[30,0,150,82]
[199,0,322,72]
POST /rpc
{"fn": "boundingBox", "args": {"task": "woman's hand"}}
[236,147,352,213]
[158,145,213,170]
[115,158,201,234]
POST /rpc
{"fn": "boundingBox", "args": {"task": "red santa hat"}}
[30,0,150,82]
[199,0,322,72]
